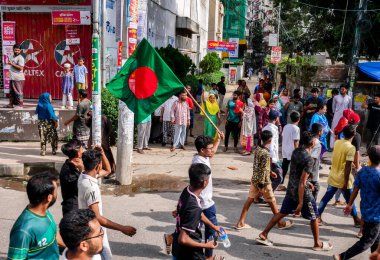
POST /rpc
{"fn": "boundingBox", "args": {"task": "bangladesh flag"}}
[106,38,185,123]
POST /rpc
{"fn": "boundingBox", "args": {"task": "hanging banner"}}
[51,11,91,25]
[2,21,16,94]
[117,41,122,68]
[137,0,147,43]
[208,41,237,52]
[271,46,282,64]
[228,38,239,58]
[229,66,237,83]
[127,0,138,56]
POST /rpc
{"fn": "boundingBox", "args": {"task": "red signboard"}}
[4,12,92,99]
[207,41,237,52]
[117,41,122,67]
[52,11,90,25]
[0,0,91,5]
[2,21,15,44]
[271,46,282,64]
[128,27,137,56]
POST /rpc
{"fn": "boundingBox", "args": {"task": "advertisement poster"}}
[65,25,80,45]
[354,94,367,111]
[2,21,16,94]
[228,38,239,58]
[271,46,282,64]
[208,41,237,52]
[229,66,237,83]
[104,0,118,82]
[51,11,91,25]
[127,0,138,56]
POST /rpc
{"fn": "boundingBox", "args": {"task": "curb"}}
[0,162,62,177]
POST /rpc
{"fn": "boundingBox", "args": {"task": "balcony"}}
[176,35,196,52]
[176,16,199,35]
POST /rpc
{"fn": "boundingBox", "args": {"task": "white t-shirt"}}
[263,123,279,163]
[78,173,103,214]
[281,124,300,160]
[162,96,178,121]
[192,154,214,210]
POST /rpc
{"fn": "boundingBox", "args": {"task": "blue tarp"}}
[358,62,380,81]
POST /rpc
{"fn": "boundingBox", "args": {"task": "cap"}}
[269,110,280,120]
[64,63,71,68]
[348,113,360,125]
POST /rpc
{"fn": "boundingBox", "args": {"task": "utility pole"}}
[348,0,368,90]
[273,2,281,88]
[115,0,134,185]
[91,0,102,146]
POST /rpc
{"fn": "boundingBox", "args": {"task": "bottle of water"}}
[219,228,231,248]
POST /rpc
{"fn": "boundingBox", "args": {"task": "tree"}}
[156,45,193,81]
[250,21,265,69]
[274,0,380,64]
[199,52,223,73]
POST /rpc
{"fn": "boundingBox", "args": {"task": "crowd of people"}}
[5,63,380,260]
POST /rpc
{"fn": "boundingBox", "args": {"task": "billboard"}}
[271,46,282,64]
[207,41,237,52]
[228,38,239,58]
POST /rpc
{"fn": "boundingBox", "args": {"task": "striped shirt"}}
[171,100,190,125]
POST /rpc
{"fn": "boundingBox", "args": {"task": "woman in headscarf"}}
[333,109,356,139]
[35,92,58,156]
[309,104,332,158]
[239,96,256,155]
[201,92,220,139]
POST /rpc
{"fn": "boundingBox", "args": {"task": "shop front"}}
[1,0,92,99]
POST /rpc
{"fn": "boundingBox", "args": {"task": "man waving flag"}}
[106,38,185,123]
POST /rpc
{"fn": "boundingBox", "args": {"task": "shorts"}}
[76,83,87,90]
[248,183,275,203]
[280,196,319,220]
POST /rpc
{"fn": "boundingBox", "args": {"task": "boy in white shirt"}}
[279,111,300,190]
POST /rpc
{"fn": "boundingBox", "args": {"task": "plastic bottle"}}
[219,227,231,248]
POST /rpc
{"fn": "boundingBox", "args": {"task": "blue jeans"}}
[203,204,218,258]
[318,185,358,217]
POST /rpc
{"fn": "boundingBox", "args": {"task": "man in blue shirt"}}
[334,145,380,259]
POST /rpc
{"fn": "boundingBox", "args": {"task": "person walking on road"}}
[234,130,293,230]
[363,93,380,149]
[256,132,333,252]
[171,90,190,152]
[223,91,241,153]
[59,209,104,260]
[36,92,59,156]
[64,89,91,148]
[78,149,136,260]
[4,43,25,109]
[317,125,361,227]
[217,76,226,113]
[334,145,380,260]
[7,172,61,259]
[330,85,352,148]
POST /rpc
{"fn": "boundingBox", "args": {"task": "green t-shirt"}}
[7,208,59,260]
[226,100,240,123]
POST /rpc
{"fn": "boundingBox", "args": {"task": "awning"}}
[358,62,380,81]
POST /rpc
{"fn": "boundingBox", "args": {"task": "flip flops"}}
[163,234,172,255]
[255,236,273,246]
[278,220,294,230]
[312,241,333,251]
[232,224,252,230]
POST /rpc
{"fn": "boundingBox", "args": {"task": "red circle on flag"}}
[128,67,158,99]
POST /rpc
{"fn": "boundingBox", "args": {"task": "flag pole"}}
[184,87,223,137]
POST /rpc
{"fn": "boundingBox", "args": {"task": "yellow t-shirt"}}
[328,139,355,189]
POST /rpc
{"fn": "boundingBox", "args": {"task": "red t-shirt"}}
[186,97,194,109]
[234,100,244,113]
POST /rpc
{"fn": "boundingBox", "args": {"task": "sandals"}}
[312,241,333,251]
[278,220,294,230]
[213,256,225,260]
[3,104,13,108]
[255,236,273,246]
[232,224,252,230]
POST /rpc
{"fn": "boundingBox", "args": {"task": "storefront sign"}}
[65,25,80,45]
[2,21,16,94]
[271,46,282,64]
[229,66,237,83]
[208,41,237,52]
[228,38,239,58]
[51,11,91,25]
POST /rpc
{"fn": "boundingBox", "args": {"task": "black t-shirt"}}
[59,160,81,215]
[326,98,334,121]
[172,186,204,260]
[304,97,324,119]
[367,103,380,131]
[351,133,361,152]
[286,148,314,202]
[217,81,226,95]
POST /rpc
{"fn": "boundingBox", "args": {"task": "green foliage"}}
[156,45,194,81]
[199,52,222,73]
[197,71,225,89]
[274,0,380,63]
[101,88,119,144]
[63,131,73,142]
[182,74,198,94]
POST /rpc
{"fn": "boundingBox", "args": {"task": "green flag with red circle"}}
[106,38,185,123]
